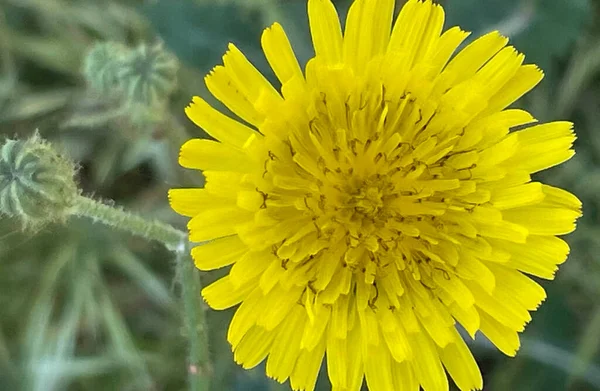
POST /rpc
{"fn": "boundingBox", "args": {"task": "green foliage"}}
[443,0,592,75]
[0,219,184,390]
[141,0,269,72]
[513,0,591,74]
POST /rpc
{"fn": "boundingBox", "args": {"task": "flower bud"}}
[0,134,79,227]
[116,42,179,108]
[82,42,128,96]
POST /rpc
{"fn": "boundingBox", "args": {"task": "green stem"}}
[178,241,211,391]
[72,195,185,251]
[72,194,211,390]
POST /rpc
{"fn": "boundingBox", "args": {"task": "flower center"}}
[354,184,384,215]
[256,81,472,304]
[337,175,391,223]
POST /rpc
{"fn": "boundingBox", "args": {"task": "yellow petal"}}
[379,268,404,308]
[432,272,475,310]
[466,280,531,331]
[358,307,380,348]
[229,250,273,287]
[236,190,265,211]
[391,360,418,391]
[439,329,483,391]
[541,184,582,212]
[471,46,524,99]
[313,245,346,292]
[234,325,275,369]
[454,253,496,294]
[329,294,349,339]
[485,264,546,311]
[412,1,445,66]
[188,206,253,242]
[346,320,365,390]
[185,96,256,148]
[483,64,544,115]
[202,275,254,310]
[228,288,263,347]
[382,319,411,363]
[326,325,348,389]
[168,188,230,217]
[466,109,536,150]
[489,182,545,210]
[203,170,244,197]
[489,235,570,280]
[389,0,443,68]
[205,66,264,126]
[479,311,521,356]
[505,121,576,173]
[290,338,327,391]
[477,133,518,167]
[308,0,343,64]
[476,219,529,243]
[501,206,580,235]
[416,301,456,348]
[266,305,305,382]
[343,0,394,72]
[256,284,304,330]
[179,139,254,172]
[364,335,395,391]
[444,31,508,83]
[448,303,480,339]
[408,330,449,391]
[428,26,470,75]
[261,22,304,85]
[191,235,247,270]
[259,260,285,295]
[300,304,331,350]
[222,43,282,114]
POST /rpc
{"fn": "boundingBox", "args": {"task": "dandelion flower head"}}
[170,0,582,390]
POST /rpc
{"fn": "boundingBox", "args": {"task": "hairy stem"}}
[177,241,211,391]
[72,195,185,251]
[73,195,211,390]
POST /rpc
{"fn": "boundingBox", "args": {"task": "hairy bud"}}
[82,42,128,96]
[0,134,79,227]
[116,42,179,108]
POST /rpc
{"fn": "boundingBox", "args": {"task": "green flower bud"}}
[82,42,128,96]
[0,134,79,227]
[116,42,179,108]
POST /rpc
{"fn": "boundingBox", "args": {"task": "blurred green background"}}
[0,0,598,390]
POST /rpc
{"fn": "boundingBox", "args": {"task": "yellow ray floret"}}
[170,0,582,390]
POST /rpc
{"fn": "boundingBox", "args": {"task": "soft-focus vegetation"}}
[0,0,598,389]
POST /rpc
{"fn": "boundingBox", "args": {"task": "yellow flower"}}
[170,0,582,389]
